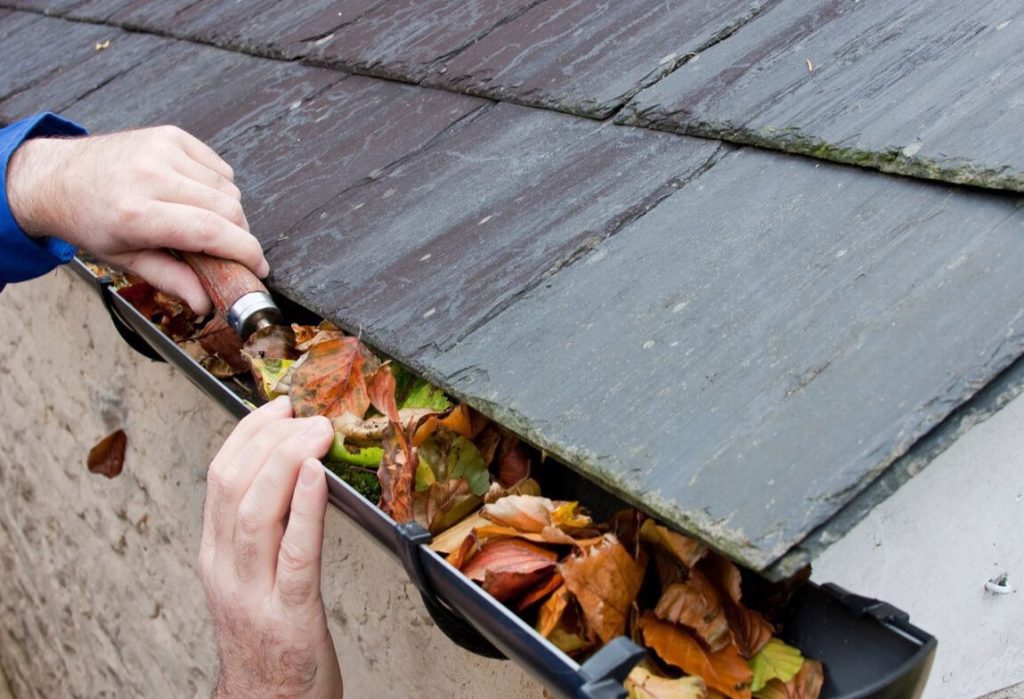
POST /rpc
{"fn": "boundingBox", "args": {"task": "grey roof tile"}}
[426,148,1024,569]
[623,0,1024,191]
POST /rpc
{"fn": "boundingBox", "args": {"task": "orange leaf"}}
[655,571,731,652]
[291,321,345,351]
[560,534,645,644]
[289,337,380,418]
[640,612,752,699]
[536,585,594,656]
[87,429,127,479]
[640,519,707,570]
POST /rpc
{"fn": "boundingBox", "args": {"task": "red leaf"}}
[289,337,380,418]
[368,364,400,422]
[461,538,558,576]
[516,571,564,611]
[87,429,127,479]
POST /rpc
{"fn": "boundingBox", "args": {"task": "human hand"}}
[6,125,268,315]
[199,397,343,699]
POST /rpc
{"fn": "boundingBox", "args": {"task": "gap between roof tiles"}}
[424,141,736,356]
[290,0,391,45]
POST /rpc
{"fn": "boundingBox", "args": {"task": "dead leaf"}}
[753,660,823,699]
[331,408,435,447]
[194,315,247,373]
[536,585,594,655]
[292,321,345,351]
[118,281,197,341]
[430,512,490,554]
[484,477,542,504]
[560,534,645,644]
[497,435,532,486]
[627,665,708,699]
[701,553,774,658]
[655,570,731,652]
[641,519,707,570]
[461,538,558,604]
[516,571,564,611]
[88,429,127,479]
[242,324,299,398]
[377,421,417,523]
[289,336,380,418]
[414,478,482,534]
[640,612,752,699]
[368,364,399,422]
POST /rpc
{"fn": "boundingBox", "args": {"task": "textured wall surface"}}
[0,270,541,699]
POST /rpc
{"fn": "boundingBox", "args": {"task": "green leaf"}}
[328,432,384,466]
[400,377,452,412]
[417,427,490,496]
[749,639,804,692]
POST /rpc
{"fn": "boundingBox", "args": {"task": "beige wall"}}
[0,270,541,698]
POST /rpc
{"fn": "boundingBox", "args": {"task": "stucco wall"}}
[0,269,541,698]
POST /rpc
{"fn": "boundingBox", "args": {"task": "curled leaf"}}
[641,519,707,570]
[414,478,482,534]
[417,427,490,497]
[332,408,435,447]
[536,585,594,656]
[292,321,345,351]
[368,364,399,422]
[701,553,774,658]
[655,571,731,652]
[461,538,558,604]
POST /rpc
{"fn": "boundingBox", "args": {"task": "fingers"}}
[169,149,241,201]
[162,173,248,231]
[122,249,212,315]
[130,201,268,277]
[203,398,293,551]
[176,128,235,181]
[232,417,333,584]
[275,458,330,609]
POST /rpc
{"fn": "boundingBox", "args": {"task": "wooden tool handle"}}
[178,252,268,317]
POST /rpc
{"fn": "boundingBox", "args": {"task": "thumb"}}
[123,249,212,315]
[275,458,329,609]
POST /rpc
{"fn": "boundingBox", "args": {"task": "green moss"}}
[324,459,382,503]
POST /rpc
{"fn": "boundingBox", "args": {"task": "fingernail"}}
[271,395,291,409]
[299,458,321,487]
[303,417,332,438]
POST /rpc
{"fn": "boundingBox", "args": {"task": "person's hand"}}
[199,397,343,699]
[6,125,268,315]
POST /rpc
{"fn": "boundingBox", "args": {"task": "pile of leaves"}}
[119,282,824,699]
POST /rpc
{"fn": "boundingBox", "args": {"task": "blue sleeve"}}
[1,112,88,291]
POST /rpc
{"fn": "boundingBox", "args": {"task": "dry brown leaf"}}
[292,321,345,351]
[194,315,247,373]
[640,519,707,570]
[368,364,399,422]
[655,570,731,652]
[377,421,417,523]
[414,478,482,534]
[289,337,379,418]
[536,585,593,656]
[87,429,126,479]
[701,552,774,658]
[560,534,645,644]
[484,477,542,504]
[640,612,752,699]
[431,512,490,554]
[753,660,823,699]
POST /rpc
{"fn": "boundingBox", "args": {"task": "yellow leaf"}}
[748,640,804,692]
[627,665,707,699]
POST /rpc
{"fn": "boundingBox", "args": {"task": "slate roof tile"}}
[427,0,773,118]
[621,0,1024,192]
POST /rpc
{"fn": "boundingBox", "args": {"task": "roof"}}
[4,0,1024,576]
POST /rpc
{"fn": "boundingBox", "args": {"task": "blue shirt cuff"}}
[0,112,88,285]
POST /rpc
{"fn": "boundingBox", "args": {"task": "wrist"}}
[6,137,71,240]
